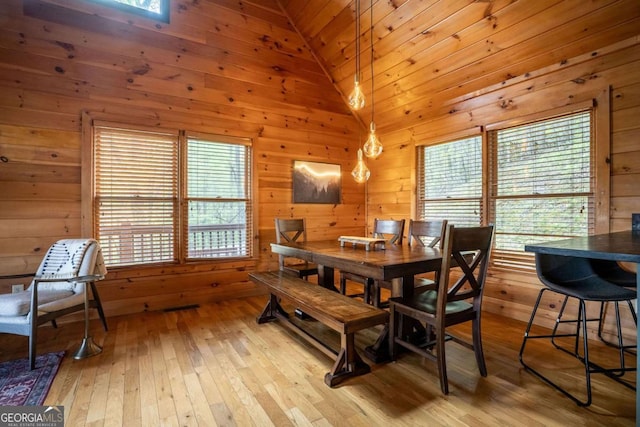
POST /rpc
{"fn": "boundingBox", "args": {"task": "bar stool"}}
[519,253,637,407]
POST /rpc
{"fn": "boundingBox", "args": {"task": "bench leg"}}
[324,332,370,387]
[257,294,289,324]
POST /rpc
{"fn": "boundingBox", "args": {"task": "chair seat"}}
[283,262,318,278]
[393,290,474,316]
[590,259,636,287]
[540,275,637,301]
[414,277,436,293]
[39,292,85,312]
[0,290,74,317]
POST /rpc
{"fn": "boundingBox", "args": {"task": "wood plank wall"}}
[0,0,365,317]
[368,37,640,337]
[0,0,638,341]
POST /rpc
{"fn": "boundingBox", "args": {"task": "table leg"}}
[318,265,337,291]
[364,276,419,363]
[73,281,102,360]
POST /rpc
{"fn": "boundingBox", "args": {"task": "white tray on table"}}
[338,236,386,251]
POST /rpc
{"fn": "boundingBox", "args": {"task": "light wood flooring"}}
[0,296,635,426]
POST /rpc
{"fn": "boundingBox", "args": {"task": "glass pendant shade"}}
[363,121,383,158]
[348,75,365,110]
[351,148,370,183]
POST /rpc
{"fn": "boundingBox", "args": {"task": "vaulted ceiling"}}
[279,0,640,133]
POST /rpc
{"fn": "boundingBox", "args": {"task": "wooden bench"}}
[249,270,389,387]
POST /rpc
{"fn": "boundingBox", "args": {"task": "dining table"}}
[524,230,640,416]
[270,238,444,362]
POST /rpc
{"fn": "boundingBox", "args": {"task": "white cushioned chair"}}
[0,239,108,369]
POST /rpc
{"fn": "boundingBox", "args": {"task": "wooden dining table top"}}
[270,239,444,297]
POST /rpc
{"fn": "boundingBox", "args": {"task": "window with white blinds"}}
[488,111,593,271]
[186,134,252,259]
[94,126,178,267]
[417,136,483,226]
[93,124,253,267]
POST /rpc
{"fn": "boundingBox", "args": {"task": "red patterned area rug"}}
[0,351,64,406]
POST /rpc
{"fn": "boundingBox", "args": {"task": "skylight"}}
[92,0,169,22]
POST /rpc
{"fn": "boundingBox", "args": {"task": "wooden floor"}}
[0,296,635,426]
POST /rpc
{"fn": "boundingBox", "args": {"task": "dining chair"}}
[518,253,636,406]
[389,224,495,395]
[408,219,448,294]
[340,218,405,307]
[274,218,318,280]
[339,218,405,307]
[0,239,108,369]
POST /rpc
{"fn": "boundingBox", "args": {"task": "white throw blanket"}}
[37,239,107,279]
[0,239,107,317]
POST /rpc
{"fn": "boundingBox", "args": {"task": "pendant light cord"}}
[370,0,374,122]
[355,0,360,82]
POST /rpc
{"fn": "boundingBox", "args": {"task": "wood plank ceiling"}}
[280,0,640,134]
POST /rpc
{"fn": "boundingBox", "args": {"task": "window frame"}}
[416,134,484,227]
[182,131,254,262]
[414,92,610,272]
[487,108,595,271]
[81,113,256,269]
[87,0,170,23]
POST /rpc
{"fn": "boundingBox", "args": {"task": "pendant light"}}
[352,130,370,183]
[362,0,383,159]
[348,0,365,110]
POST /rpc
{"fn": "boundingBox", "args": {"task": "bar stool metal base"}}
[519,287,636,407]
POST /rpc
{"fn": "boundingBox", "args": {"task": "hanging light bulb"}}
[363,0,382,159]
[363,121,382,158]
[352,148,370,183]
[348,0,365,111]
[348,74,365,110]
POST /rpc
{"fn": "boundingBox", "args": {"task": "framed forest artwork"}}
[292,161,341,204]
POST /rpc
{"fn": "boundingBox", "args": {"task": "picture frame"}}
[292,160,341,204]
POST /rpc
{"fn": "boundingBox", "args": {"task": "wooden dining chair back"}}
[372,218,405,245]
[340,218,406,307]
[274,218,318,280]
[408,219,448,293]
[408,219,447,248]
[389,224,495,394]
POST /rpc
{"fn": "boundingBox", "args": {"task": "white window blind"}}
[488,111,593,271]
[186,135,252,259]
[94,126,178,267]
[93,124,254,268]
[417,136,483,226]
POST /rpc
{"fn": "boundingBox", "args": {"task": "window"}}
[90,0,170,22]
[416,110,594,271]
[185,134,252,259]
[417,136,483,227]
[488,111,593,270]
[92,123,253,267]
